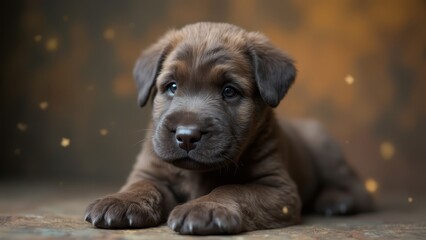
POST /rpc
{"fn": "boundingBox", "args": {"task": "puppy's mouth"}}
[152,122,236,171]
[165,157,219,171]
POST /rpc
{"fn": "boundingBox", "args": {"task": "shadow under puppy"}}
[85,22,373,235]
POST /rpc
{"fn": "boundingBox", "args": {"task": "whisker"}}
[134,128,155,133]
[132,138,147,147]
[131,135,154,148]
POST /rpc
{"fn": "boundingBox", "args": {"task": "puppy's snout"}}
[175,126,202,152]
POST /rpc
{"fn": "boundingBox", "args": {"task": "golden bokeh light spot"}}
[61,138,70,147]
[345,74,355,85]
[408,197,413,203]
[34,35,42,43]
[365,178,379,193]
[380,141,395,160]
[14,148,21,155]
[17,123,28,132]
[39,101,49,110]
[99,128,109,136]
[282,206,289,215]
[104,28,115,40]
[87,84,95,91]
[113,74,134,97]
[46,38,58,51]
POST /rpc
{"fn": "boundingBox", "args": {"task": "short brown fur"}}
[85,22,373,235]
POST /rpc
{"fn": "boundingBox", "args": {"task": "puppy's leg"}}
[168,176,301,235]
[295,120,374,216]
[313,144,374,216]
[85,180,177,229]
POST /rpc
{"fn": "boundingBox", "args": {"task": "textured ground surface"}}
[1,181,425,240]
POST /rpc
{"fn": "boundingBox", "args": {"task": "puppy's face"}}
[152,40,257,170]
[134,23,296,170]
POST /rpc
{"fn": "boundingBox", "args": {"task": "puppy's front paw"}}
[167,201,242,235]
[85,192,162,229]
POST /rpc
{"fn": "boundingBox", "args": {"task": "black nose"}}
[175,126,202,152]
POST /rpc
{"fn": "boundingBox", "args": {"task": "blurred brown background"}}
[1,0,425,197]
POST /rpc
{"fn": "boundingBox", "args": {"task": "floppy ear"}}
[247,33,297,108]
[133,38,172,107]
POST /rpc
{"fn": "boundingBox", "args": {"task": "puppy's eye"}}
[222,86,238,99]
[166,82,177,96]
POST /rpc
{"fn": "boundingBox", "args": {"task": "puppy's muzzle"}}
[155,110,226,170]
[175,126,203,152]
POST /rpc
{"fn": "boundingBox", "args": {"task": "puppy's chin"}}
[153,146,231,171]
[153,138,235,171]
[164,157,221,171]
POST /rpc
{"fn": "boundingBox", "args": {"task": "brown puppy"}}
[85,22,373,235]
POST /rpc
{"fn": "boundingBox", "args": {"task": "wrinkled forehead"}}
[161,40,253,85]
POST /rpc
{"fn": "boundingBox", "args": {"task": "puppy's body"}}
[85,22,373,234]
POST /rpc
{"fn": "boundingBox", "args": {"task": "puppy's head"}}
[134,22,296,170]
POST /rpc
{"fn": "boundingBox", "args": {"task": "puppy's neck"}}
[238,108,279,162]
